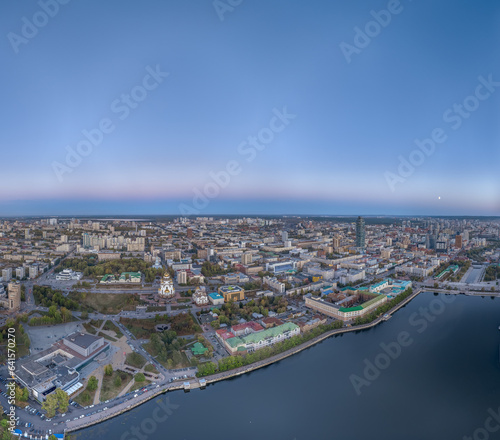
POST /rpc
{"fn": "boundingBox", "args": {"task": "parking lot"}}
[26,321,84,352]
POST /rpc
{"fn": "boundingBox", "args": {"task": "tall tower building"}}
[332,236,340,250]
[8,282,21,311]
[82,233,91,248]
[281,231,288,243]
[355,216,365,251]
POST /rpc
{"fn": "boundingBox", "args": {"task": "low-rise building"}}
[297,315,327,332]
[97,252,121,261]
[369,279,390,293]
[56,269,82,281]
[224,322,300,354]
[100,272,141,284]
[14,332,108,403]
[338,269,365,285]
[263,276,285,294]
[193,287,209,306]
[305,294,388,321]
[209,292,224,306]
[231,321,264,336]
[219,285,245,302]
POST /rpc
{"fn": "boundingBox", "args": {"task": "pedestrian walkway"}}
[118,376,136,397]
[93,367,104,405]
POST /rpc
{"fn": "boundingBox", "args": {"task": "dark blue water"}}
[74,293,500,440]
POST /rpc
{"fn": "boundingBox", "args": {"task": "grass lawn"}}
[97,284,138,289]
[82,323,97,334]
[171,305,190,310]
[146,306,165,313]
[98,332,117,342]
[99,371,132,402]
[102,320,124,338]
[68,291,144,314]
[125,352,147,369]
[144,363,159,374]
[120,316,170,340]
[128,379,151,393]
[74,388,96,406]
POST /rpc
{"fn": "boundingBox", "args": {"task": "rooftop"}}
[64,332,103,349]
[209,292,223,299]
[228,322,300,347]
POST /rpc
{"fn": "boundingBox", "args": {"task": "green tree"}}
[104,364,113,376]
[172,350,183,367]
[41,394,58,418]
[114,375,122,388]
[87,376,98,392]
[55,388,69,414]
[61,307,72,323]
[80,392,91,405]
[48,305,58,318]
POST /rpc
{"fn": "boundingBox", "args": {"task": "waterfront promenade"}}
[66,288,423,434]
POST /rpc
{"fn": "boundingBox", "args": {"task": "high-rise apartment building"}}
[2,268,12,282]
[16,267,25,279]
[242,252,252,265]
[82,233,91,248]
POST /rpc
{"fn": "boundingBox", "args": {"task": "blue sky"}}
[1,0,499,216]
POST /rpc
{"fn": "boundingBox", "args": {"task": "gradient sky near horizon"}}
[1,0,499,216]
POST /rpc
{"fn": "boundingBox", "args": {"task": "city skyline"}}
[1,0,499,216]
[1,1,499,437]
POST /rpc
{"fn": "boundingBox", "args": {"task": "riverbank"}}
[65,287,423,435]
[421,287,500,296]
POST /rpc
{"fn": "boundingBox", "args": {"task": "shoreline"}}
[66,287,423,435]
